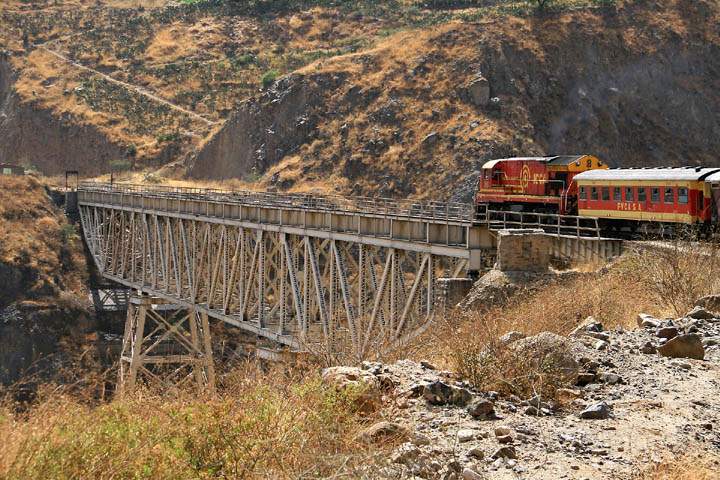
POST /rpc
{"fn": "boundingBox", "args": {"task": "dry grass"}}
[0,362,385,480]
[626,239,720,316]
[0,176,87,305]
[409,244,720,398]
[634,453,720,480]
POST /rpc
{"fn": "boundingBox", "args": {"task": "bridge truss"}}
[78,182,496,391]
[78,189,479,373]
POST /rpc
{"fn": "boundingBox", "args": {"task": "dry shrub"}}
[409,253,672,398]
[627,238,720,316]
[451,330,574,398]
[634,453,720,480]
[0,362,381,480]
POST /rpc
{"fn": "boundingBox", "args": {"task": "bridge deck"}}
[78,182,495,270]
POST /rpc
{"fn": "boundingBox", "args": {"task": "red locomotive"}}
[476,155,607,215]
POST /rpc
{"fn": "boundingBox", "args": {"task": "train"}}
[475,156,720,232]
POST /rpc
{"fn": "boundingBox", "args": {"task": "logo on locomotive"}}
[520,165,531,192]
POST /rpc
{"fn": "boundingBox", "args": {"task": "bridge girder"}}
[80,204,469,359]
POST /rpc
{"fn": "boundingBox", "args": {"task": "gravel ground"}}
[333,306,720,479]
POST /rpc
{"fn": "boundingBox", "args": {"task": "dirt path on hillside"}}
[38,46,218,127]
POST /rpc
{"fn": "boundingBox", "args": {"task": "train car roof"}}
[574,167,720,182]
[481,155,589,169]
[703,171,720,183]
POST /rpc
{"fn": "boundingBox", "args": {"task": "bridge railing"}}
[78,182,477,223]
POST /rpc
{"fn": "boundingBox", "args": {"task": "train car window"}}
[613,187,621,201]
[638,187,647,202]
[602,187,610,201]
[651,187,660,203]
[591,187,598,200]
[678,188,688,204]
[664,187,674,204]
[625,187,634,201]
[579,186,587,200]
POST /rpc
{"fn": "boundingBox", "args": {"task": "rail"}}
[78,182,604,238]
[485,210,602,238]
[78,182,476,223]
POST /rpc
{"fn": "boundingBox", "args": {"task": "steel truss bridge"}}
[77,182,612,392]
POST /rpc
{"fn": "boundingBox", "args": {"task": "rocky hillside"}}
[0,176,95,386]
[1,1,719,198]
[325,301,720,479]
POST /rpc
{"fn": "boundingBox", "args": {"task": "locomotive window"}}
[602,187,610,201]
[591,187,599,200]
[613,187,621,201]
[651,187,660,203]
[579,186,587,200]
[664,187,674,204]
[678,188,688,204]
[638,187,647,202]
[625,187,634,201]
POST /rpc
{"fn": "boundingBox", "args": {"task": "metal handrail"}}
[78,182,606,238]
[78,181,476,223]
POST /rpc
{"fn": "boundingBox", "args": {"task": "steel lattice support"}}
[118,295,215,395]
[80,205,466,360]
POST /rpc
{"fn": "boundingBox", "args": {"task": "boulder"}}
[321,366,382,412]
[686,306,716,320]
[354,421,409,443]
[509,332,580,385]
[423,380,473,406]
[465,75,490,107]
[657,334,705,360]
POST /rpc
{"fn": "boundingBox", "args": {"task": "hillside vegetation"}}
[2,0,718,196]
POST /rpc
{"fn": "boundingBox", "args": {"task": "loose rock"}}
[423,381,473,406]
[355,421,409,443]
[657,334,705,360]
[579,402,611,420]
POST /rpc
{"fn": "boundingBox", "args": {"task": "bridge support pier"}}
[118,294,216,396]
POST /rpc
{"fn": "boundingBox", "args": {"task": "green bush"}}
[109,159,132,172]
[261,70,279,88]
